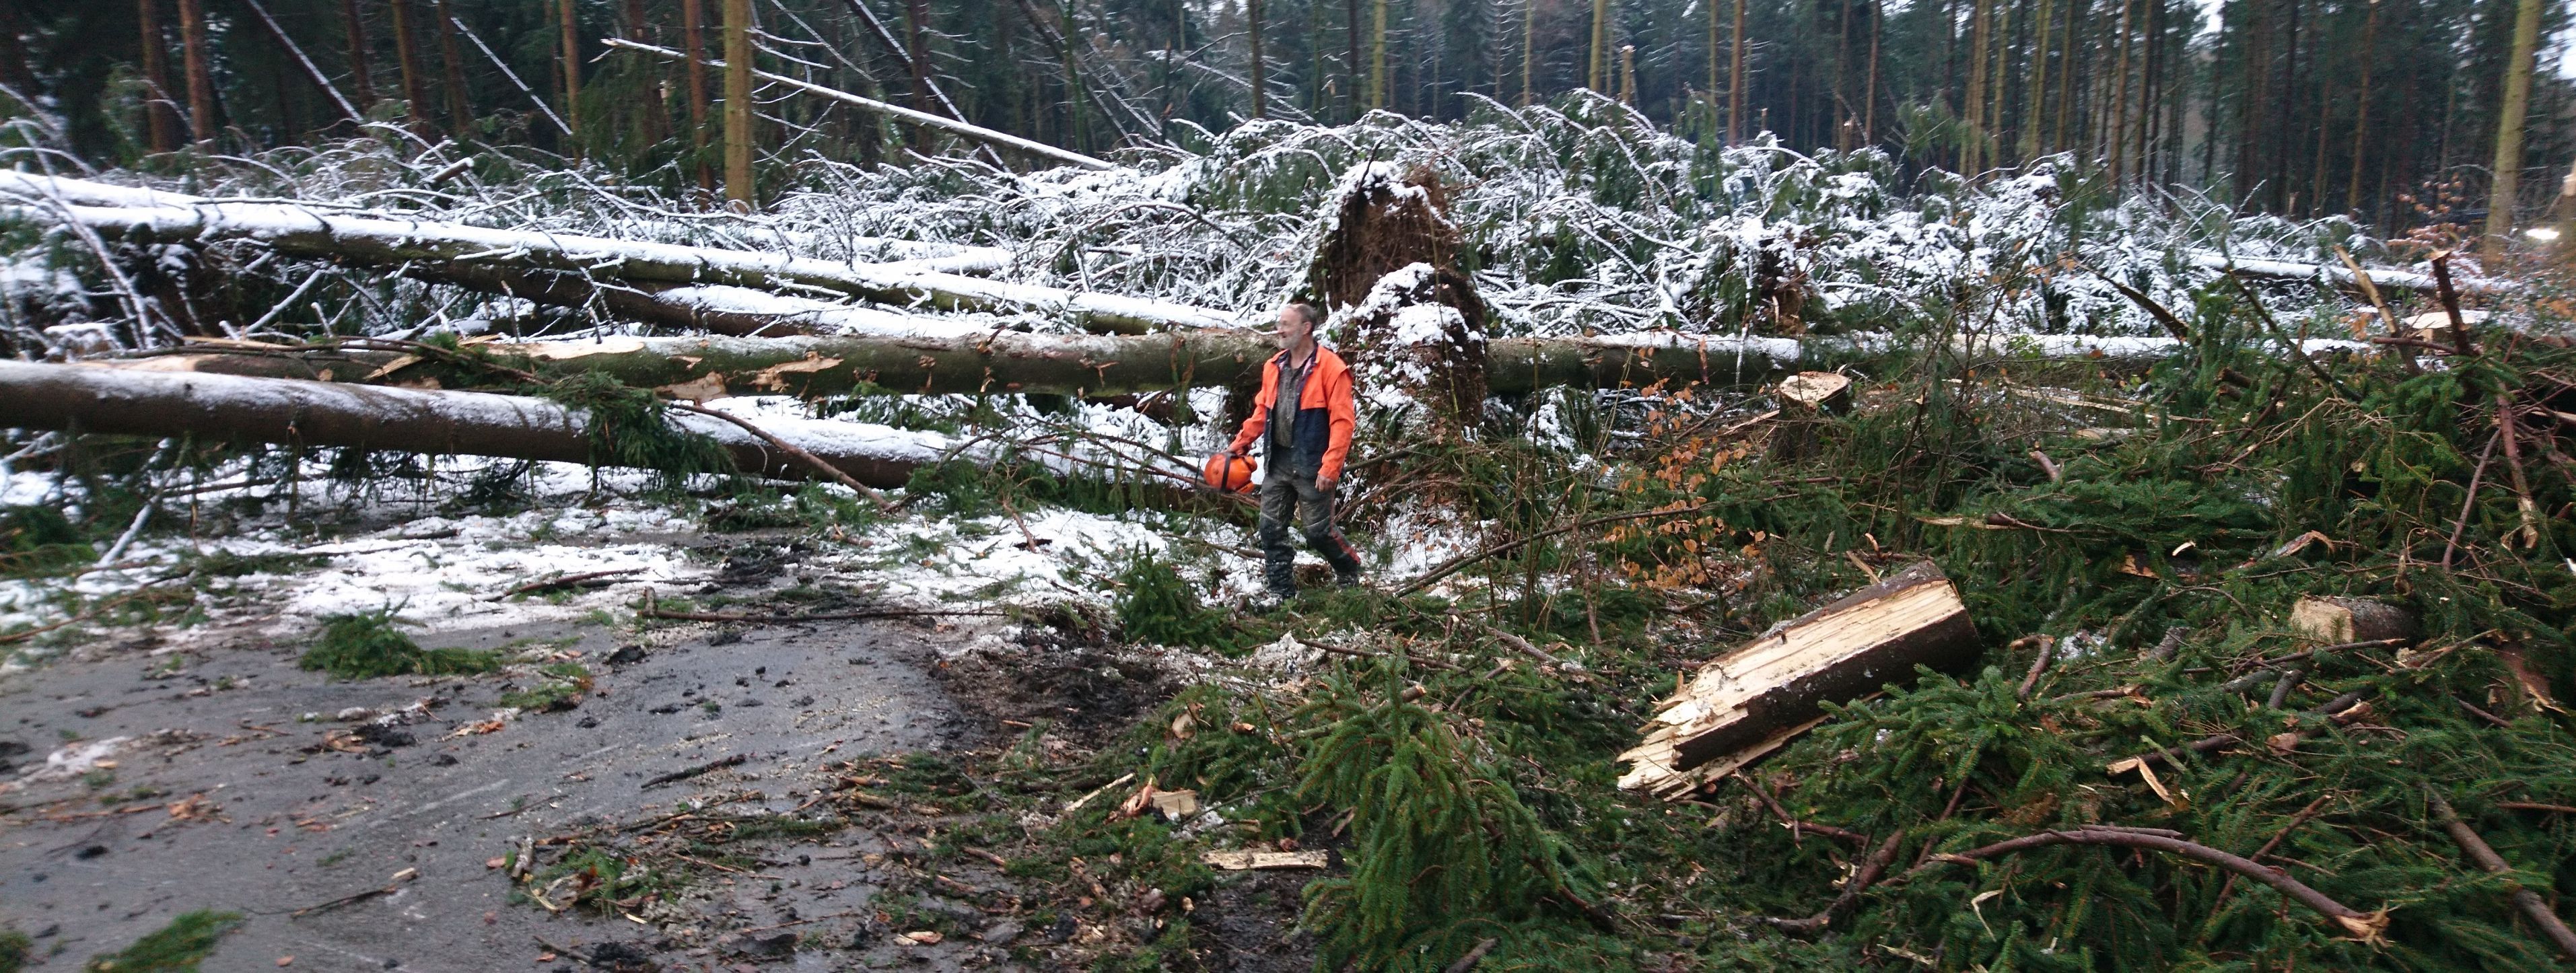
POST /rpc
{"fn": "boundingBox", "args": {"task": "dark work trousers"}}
[1257,450,1364,597]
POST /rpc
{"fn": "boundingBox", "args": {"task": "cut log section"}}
[1776,371,1853,413]
[2289,596,2418,646]
[1619,562,1980,800]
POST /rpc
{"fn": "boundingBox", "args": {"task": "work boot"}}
[1335,567,1364,590]
[1249,588,1296,613]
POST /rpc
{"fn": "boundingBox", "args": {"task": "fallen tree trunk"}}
[0,172,1226,334]
[0,174,1013,274]
[0,359,946,487]
[2185,250,2511,296]
[1618,562,1980,800]
[103,328,2361,402]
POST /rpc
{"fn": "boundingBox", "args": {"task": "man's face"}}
[1275,308,1313,350]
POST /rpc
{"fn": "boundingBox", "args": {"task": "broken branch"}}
[1900,824,2387,941]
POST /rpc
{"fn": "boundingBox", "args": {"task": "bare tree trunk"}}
[436,0,473,135]
[2023,0,2050,157]
[2344,0,2376,213]
[682,0,716,198]
[139,0,184,152]
[1504,0,1525,107]
[392,0,438,132]
[1588,0,1609,92]
[2054,0,2075,153]
[1864,0,1880,142]
[1986,0,2010,164]
[2484,0,2543,246]
[559,0,584,147]
[339,0,376,109]
[1247,0,1266,118]
[1618,44,1636,105]
[1727,0,1745,140]
[623,0,668,146]
[2273,0,2297,212]
[1370,0,1389,108]
[177,0,219,145]
[722,0,754,210]
[903,0,932,151]
[1834,0,1852,148]
[1963,0,1990,171]
[2108,0,2133,189]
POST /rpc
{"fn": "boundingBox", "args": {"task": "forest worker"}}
[1225,301,1365,604]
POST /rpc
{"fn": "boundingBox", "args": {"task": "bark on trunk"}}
[1620,562,1981,799]
[389,0,432,129]
[140,0,184,153]
[559,0,584,144]
[436,0,473,136]
[2483,0,2544,246]
[0,360,939,487]
[98,328,2252,401]
[177,0,219,145]
[1,171,1218,334]
[340,0,375,110]
[2289,596,2416,646]
[1247,0,1265,119]
[722,0,754,210]
[682,0,716,198]
[1768,369,1852,461]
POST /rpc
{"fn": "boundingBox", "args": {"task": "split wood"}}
[2425,787,2576,961]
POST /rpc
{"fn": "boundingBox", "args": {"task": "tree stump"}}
[1768,370,1852,462]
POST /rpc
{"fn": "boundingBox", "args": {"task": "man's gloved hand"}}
[1315,474,1337,493]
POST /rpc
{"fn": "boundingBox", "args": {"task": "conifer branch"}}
[2425,788,2576,962]
[1898,824,2388,941]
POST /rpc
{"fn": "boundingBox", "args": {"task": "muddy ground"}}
[0,595,1228,973]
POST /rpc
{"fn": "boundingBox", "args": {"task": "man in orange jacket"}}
[1226,301,1364,603]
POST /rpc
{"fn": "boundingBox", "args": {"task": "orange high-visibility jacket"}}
[1228,346,1356,482]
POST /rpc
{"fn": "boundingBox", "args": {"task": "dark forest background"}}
[4,0,2572,235]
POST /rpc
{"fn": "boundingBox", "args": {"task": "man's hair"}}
[1282,301,1323,327]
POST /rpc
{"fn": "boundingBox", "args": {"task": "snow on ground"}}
[0,434,1280,675]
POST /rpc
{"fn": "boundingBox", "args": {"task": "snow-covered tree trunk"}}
[0,172,1230,335]
[0,359,944,486]
[92,328,2339,400]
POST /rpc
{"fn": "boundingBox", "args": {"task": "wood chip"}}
[1201,849,1329,871]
